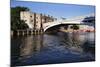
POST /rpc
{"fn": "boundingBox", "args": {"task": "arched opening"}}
[44,24,69,33]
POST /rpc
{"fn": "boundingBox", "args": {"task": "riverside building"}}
[20,11,55,31]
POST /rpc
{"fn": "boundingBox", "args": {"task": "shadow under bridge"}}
[44,24,70,33]
[43,21,81,33]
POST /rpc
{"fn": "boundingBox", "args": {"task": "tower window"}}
[30,16,32,18]
[24,20,27,22]
[31,20,33,22]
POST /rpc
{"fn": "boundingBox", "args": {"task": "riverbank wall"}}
[11,30,44,36]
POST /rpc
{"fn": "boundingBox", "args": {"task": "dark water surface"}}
[11,32,95,66]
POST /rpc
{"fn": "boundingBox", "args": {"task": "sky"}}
[11,0,95,19]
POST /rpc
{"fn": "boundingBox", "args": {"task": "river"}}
[11,32,95,66]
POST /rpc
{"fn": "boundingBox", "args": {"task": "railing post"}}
[27,30,29,35]
[22,30,25,36]
[38,30,39,35]
[41,29,44,34]
[11,31,13,36]
[31,30,33,35]
[17,30,20,36]
[34,30,36,35]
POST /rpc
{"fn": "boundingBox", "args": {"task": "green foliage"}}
[11,6,29,31]
[71,25,79,30]
[82,16,95,27]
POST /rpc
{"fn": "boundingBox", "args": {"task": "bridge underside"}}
[44,24,68,33]
[44,24,85,33]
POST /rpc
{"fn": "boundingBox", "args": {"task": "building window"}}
[24,20,27,22]
[36,25,37,27]
[36,16,38,19]
[31,20,33,22]
[30,16,32,18]
[36,21,38,23]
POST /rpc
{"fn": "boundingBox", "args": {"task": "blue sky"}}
[11,0,95,19]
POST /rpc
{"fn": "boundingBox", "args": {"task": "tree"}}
[71,25,79,30]
[82,16,95,27]
[11,6,29,31]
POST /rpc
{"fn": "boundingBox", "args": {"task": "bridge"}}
[43,14,95,32]
[19,11,95,35]
[43,21,82,32]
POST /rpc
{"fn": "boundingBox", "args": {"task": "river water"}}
[11,32,95,66]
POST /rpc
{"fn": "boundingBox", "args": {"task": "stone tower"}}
[20,11,55,31]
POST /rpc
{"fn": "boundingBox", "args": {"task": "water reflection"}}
[58,32,84,54]
[11,32,95,66]
[20,34,44,59]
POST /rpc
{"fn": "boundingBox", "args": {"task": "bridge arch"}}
[43,22,61,32]
[43,21,82,32]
